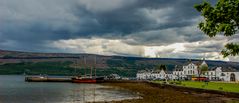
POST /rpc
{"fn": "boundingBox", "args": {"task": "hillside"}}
[0,49,238,77]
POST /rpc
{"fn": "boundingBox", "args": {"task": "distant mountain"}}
[0,49,238,77]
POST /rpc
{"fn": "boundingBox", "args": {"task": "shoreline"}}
[149,81,239,98]
[100,82,239,103]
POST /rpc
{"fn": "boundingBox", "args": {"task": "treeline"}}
[0,61,137,77]
[0,62,74,75]
[106,59,175,71]
[1,55,81,59]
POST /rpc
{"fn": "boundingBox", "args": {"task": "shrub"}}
[176,81,182,85]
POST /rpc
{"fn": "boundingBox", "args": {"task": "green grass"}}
[153,81,239,93]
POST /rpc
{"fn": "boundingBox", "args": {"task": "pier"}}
[25,76,146,83]
[25,76,72,82]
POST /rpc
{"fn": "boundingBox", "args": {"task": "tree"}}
[155,64,167,71]
[200,65,208,75]
[194,0,239,57]
[198,64,209,80]
[155,64,168,82]
[160,65,167,71]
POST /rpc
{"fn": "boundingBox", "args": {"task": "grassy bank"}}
[154,81,239,93]
[101,82,237,103]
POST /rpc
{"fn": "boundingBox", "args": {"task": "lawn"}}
[153,81,239,93]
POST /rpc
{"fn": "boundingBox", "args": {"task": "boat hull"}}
[72,77,104,83]
[72,78,96,83]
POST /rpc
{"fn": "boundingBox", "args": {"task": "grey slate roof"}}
[208,67,217,71]
[174,65,183,71]
[221,67,238,72]
[166,71,173,74]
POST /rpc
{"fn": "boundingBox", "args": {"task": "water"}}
[0,75,139,103]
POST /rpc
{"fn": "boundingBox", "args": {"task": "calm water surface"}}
[0,75,139,103]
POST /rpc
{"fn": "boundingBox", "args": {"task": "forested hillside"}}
[0,49,238,77]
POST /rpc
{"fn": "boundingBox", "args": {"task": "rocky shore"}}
[99,82,239,103]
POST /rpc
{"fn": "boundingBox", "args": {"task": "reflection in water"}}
[0,75,139,103]
[70,85,139,103]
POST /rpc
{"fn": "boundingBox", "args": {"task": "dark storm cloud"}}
[81,0,204,35]
[0,0,217,52]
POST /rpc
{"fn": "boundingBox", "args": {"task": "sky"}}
[0,0,238,61]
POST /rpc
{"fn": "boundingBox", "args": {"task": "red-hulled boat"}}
[72,56,104,83]
[72,76,104,83]
[72,76,96,83]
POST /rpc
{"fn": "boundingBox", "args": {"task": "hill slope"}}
[0,49,238,77]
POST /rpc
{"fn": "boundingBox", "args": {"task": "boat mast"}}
[84,56,86,77]
[94,55,96,78]
[74,59,77,76]
[90,65,92,78]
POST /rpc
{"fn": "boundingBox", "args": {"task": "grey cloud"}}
[0,0,229,60]
[123,28,186,46]
[184,40,225,54]
[0,0,205,38]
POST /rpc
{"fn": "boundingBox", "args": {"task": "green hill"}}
[0,49,238,77]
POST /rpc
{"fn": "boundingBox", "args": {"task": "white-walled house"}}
[151,70,166,80]
[205,67,222,80]
[173,60,239,82]
[205,67,239,82]
[136,60,239,82]
[220,72,239,82]
[136,69,174,80]
[136,70,151,80]
[173,61,199,80]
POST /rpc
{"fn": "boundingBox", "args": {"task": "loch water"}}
[0,75,139,103]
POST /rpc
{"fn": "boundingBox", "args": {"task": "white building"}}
[173,60,239,82]
[137,60,239,82]
[136,69,175,80]
[205,67,239,82]
[136,70,151,80]
[173,61,199,80]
